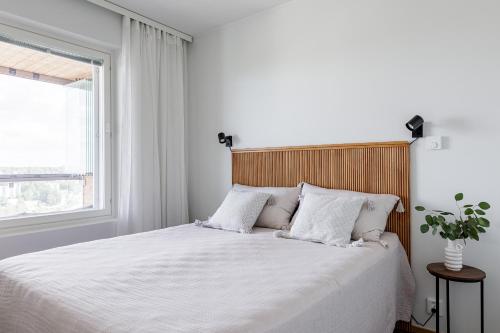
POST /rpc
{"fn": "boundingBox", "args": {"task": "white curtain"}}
[117,17,189,235]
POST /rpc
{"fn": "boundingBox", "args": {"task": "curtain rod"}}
[86,0,193,42]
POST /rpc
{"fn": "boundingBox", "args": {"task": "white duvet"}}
[0,224,415,333]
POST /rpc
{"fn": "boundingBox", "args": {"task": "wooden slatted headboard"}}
[231,141,411,259]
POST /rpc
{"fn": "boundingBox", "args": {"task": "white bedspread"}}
[0,225,415,333]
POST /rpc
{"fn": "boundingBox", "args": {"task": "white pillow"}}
[204,190,271,233]
[293,183,402,241]
[286,193,365,246]
[233,184,300,230]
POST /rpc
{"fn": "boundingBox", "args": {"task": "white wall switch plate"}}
[426,136,443,150]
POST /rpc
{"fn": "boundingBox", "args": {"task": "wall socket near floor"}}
[426,297,444,317]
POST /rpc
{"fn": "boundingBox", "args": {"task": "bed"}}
[0,141,415,333]
[0,224,414,333]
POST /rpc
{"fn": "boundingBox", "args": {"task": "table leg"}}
[481,280,484,333]
[446,280,450,333]
[436,276,440,333]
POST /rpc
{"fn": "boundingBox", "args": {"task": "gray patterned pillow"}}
[205,190,271,233]
[233,184,300,230]
[291,183,402,241]
[288,193,365,246]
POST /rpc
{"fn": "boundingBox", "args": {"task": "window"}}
[0,24,111,229]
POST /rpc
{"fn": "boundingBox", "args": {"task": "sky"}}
[0,75,66,168]
[0,74,89,172]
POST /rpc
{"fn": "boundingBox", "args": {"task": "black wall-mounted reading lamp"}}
[218,132,233,149]
[406,115,424,143]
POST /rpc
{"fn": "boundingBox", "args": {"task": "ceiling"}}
[0,41,92,84]
[108,0,292,36]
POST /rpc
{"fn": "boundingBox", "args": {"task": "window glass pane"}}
[0,39,101,219]
[0,179,89,217]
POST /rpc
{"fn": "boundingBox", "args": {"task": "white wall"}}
[0,222,116,260]
[0,0,122,258]
[188,0,500,332]
[0,0,121,49]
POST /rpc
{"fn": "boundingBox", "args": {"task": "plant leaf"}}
[478,202,491,210]
[455,193,464,201]
[420,224,430,233]
[415,206,426,211]
[425,215,434,225]
[464,208,474,215]
[469,217,479,226]
[470,228,479,241]
[478,217,490,227]
[475,209,486,216]
[463,204,473,208]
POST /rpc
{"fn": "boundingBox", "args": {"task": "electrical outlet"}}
[425,136,443,150]
[426,297,444,317]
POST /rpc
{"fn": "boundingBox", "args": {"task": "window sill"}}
[0,215,118,238]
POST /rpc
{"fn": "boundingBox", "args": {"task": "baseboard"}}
[394,324,434,333]
[411,325,434,333]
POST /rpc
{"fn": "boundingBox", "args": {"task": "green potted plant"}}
[415,193,491,271]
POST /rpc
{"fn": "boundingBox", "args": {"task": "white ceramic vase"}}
[444,239,464,271]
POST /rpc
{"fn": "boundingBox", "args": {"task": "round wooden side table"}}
[427,262,486,333]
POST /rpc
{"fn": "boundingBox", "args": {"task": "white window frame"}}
[0,23,113,234]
